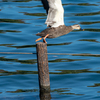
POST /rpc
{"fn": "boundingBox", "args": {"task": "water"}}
[0,0,100,99]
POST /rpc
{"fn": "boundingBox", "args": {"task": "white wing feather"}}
[45,0,64,27]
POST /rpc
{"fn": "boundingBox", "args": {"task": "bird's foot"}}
[35,37,43,42]
[43,39,47,43]
[43,34,49,43]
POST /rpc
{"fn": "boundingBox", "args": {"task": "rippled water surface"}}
[0,0,100,100]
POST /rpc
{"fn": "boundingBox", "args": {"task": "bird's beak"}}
[80,28,84,31]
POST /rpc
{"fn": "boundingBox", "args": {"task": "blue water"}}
[0,0,100,100]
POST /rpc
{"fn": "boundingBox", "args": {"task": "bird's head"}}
[71,24,84,31]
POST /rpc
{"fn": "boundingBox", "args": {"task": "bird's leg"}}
[35,37,43,42]
[43,34,49,43]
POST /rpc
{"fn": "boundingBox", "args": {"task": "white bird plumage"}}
[45,0,64,27]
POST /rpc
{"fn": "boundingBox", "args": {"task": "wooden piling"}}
[36,42,50,92]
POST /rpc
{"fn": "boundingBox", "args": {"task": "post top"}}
[36,42,47,45]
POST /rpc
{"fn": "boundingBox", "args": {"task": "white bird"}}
[36,0,83,43]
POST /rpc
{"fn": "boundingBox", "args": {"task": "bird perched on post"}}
[36,0,83,43]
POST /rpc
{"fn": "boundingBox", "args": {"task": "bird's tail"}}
[35,38,43,42]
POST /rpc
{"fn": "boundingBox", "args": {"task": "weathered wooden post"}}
[36,42,50,92]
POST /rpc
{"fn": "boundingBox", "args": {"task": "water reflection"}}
[49,58,87,63]
[57,92,84,96]
[0,70,38,76]
[48,42,72,46]
[6,88,51,100]
[84,28,100,32]
[0,57,37,64]
[0,69,100,76]
[77,3,98,6]
[80,21,100,25]
[4,44,36,48]
[78,39,100,43]
[63,3,98,6]
[40,90,51,100]
[50,69,90,74]
[0,30,21,33]
[50,69,100,74]
[75,11,100,16]
[2,0,32,2]
[88,83,100,87]
[0,19,25,23]
[51,88,84,96]
[22,12,46,16]
[6,89,38,93]
[48,53,100,57]
[2,42,71,49]
[0,44,14,47]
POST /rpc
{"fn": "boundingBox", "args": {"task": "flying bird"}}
[36,0,83,43]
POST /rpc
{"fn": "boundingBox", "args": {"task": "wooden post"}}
[36,42,50,92]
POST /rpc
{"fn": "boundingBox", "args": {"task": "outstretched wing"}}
[41,0,64,27]
[41,0,49,14]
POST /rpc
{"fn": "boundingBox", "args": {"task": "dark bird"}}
[36,0,83,43]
